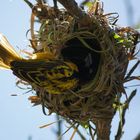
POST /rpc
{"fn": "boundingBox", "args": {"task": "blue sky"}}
[0,0,140,140]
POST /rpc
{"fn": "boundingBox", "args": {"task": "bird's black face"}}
[61,37,101,85]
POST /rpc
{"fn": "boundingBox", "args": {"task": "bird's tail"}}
[0,33,21,69]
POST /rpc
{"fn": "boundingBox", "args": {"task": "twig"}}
[57,0,91,26]
[89,125,95,140]
[66,120,86,140]
[23,0,33,8]
[57,0,84,18]
[56,115,62,140]
[53,0,58,9]
[70,124,79,140]
[58,123,76,140]
[115,90,137,140]
[124,60,140,81]
[36,0,44,4]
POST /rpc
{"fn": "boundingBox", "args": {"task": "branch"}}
[57,0,84,18]
[57,0,91,26]
[95,119,112,140]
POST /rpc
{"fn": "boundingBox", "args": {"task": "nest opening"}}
[61,37,101,85]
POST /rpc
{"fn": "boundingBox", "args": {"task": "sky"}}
[0,0,140,140]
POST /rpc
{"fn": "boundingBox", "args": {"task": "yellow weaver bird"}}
[0,33,79,94]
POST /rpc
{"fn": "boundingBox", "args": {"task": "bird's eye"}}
[64,69,72,77]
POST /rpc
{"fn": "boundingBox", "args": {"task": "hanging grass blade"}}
[58,123,76,140]
[115,90,137,140]
[70,124,79,140]
[66,119,86,140]
[23,0,34,9]
[89,125,95,140]
[125,60,140,81]
[39,120,62,128]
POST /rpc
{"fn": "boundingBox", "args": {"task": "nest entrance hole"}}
[61,37,101,85]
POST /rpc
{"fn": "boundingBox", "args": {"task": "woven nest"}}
[23,1,139,133]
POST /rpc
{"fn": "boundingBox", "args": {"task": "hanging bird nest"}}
[23,0,140,139]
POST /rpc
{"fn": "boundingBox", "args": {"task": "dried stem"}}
[66,120,86,140]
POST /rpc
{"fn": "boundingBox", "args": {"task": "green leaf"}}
[113,33,121,39]
[85,2,93,8]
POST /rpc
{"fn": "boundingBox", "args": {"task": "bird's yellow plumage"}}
[0,33,79,94]
[0,33,21,69]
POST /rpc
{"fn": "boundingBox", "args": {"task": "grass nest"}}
[23,1,140,139]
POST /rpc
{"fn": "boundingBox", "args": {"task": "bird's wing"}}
[10,60,79,94]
